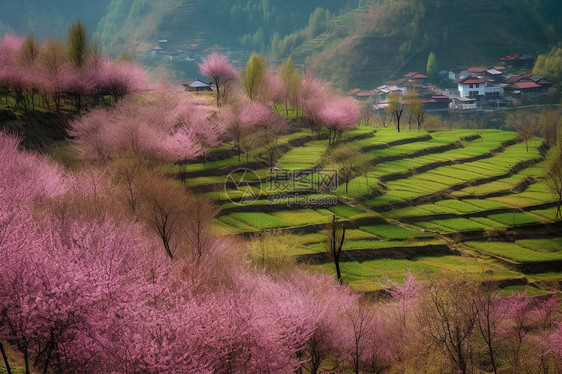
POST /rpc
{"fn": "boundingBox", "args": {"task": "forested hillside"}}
[291,0,562,88]
[95,0,361,55]
[0,0,560,88]
[94,0,562,88]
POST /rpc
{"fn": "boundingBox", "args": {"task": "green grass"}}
[434,200,482,214]
[305,239,436,252]
[431,218,489,231]
[462,199,510,210]
[469,217,507,228]
[487,212,539,226]
[516,238,562,252]
[228,212,291,230]
[271,209,333,226]
[277,140,328,170]
[309,254,522,292]
[464,241,562,263]
[528,207,560,221]
[359,224,430,239]
[328,205,365,218]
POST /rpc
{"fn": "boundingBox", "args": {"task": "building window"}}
[469,84,473,88]
[476,83,480,88]
[469,91,479,97]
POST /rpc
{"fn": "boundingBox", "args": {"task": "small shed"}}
[183,79,213,92]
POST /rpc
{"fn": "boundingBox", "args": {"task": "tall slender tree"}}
[67,19,89,69]
[280,57,301,115]
[243,52,266,100]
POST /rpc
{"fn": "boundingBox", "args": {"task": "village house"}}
[498,53,536,69]
[183,79,213,92]
[451,97,477,110]
[448,67,467,81]
[464,66,489,79]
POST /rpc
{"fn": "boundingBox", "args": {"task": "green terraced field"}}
[465,241,562,263]
[176,125,560,292]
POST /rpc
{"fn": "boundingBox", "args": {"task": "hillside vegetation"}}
[290,0,562,88]
[95,0,562,88]
[0,1,560,88]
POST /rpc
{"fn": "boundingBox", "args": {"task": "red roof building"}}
[509,81,541,90]
[455,77,487,85]
[386,78,408,85]
[504,73,534,83]
[467,66,489,74]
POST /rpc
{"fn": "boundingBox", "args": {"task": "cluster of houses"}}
[349,54,554,112]
[145,40,203,62]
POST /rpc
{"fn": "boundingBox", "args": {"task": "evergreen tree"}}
[426,51,438,80]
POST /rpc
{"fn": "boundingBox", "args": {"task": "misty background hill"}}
[0,0,560,88]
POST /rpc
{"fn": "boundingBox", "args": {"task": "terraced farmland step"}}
[295,244,454,264]
[218,197,343,215]
[456,221,562,242]
[378,137,524,183]
[396,201,557,223]
[457,176,536,200]
[180,161,264,179]
[360,134,433,152]
[238,222,327,237]
[372,157,544,212]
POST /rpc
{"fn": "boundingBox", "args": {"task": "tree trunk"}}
[43,337,54,374]
[216,84,221,106]
[487,341,498,374]
[0,343,12,374]
[162,236,173,259]
[24,347,30,374]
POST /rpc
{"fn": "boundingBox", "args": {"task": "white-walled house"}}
[456,77,503,99]
[456,77,486,98]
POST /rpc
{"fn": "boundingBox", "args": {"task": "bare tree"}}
[510,113,537,152]
[326,215,345,285]
[251,119,288,167]
[416,277,478,374]
[539,105,560,147]
[373,109,391,128]
[327,145,362,194]
[544,142,562,219]
[360,97,375,126]
[139,177,190,259]
[474,286,507,374]
[386,93,404,132]
[405,92,425,130]
[183,197,220,260]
